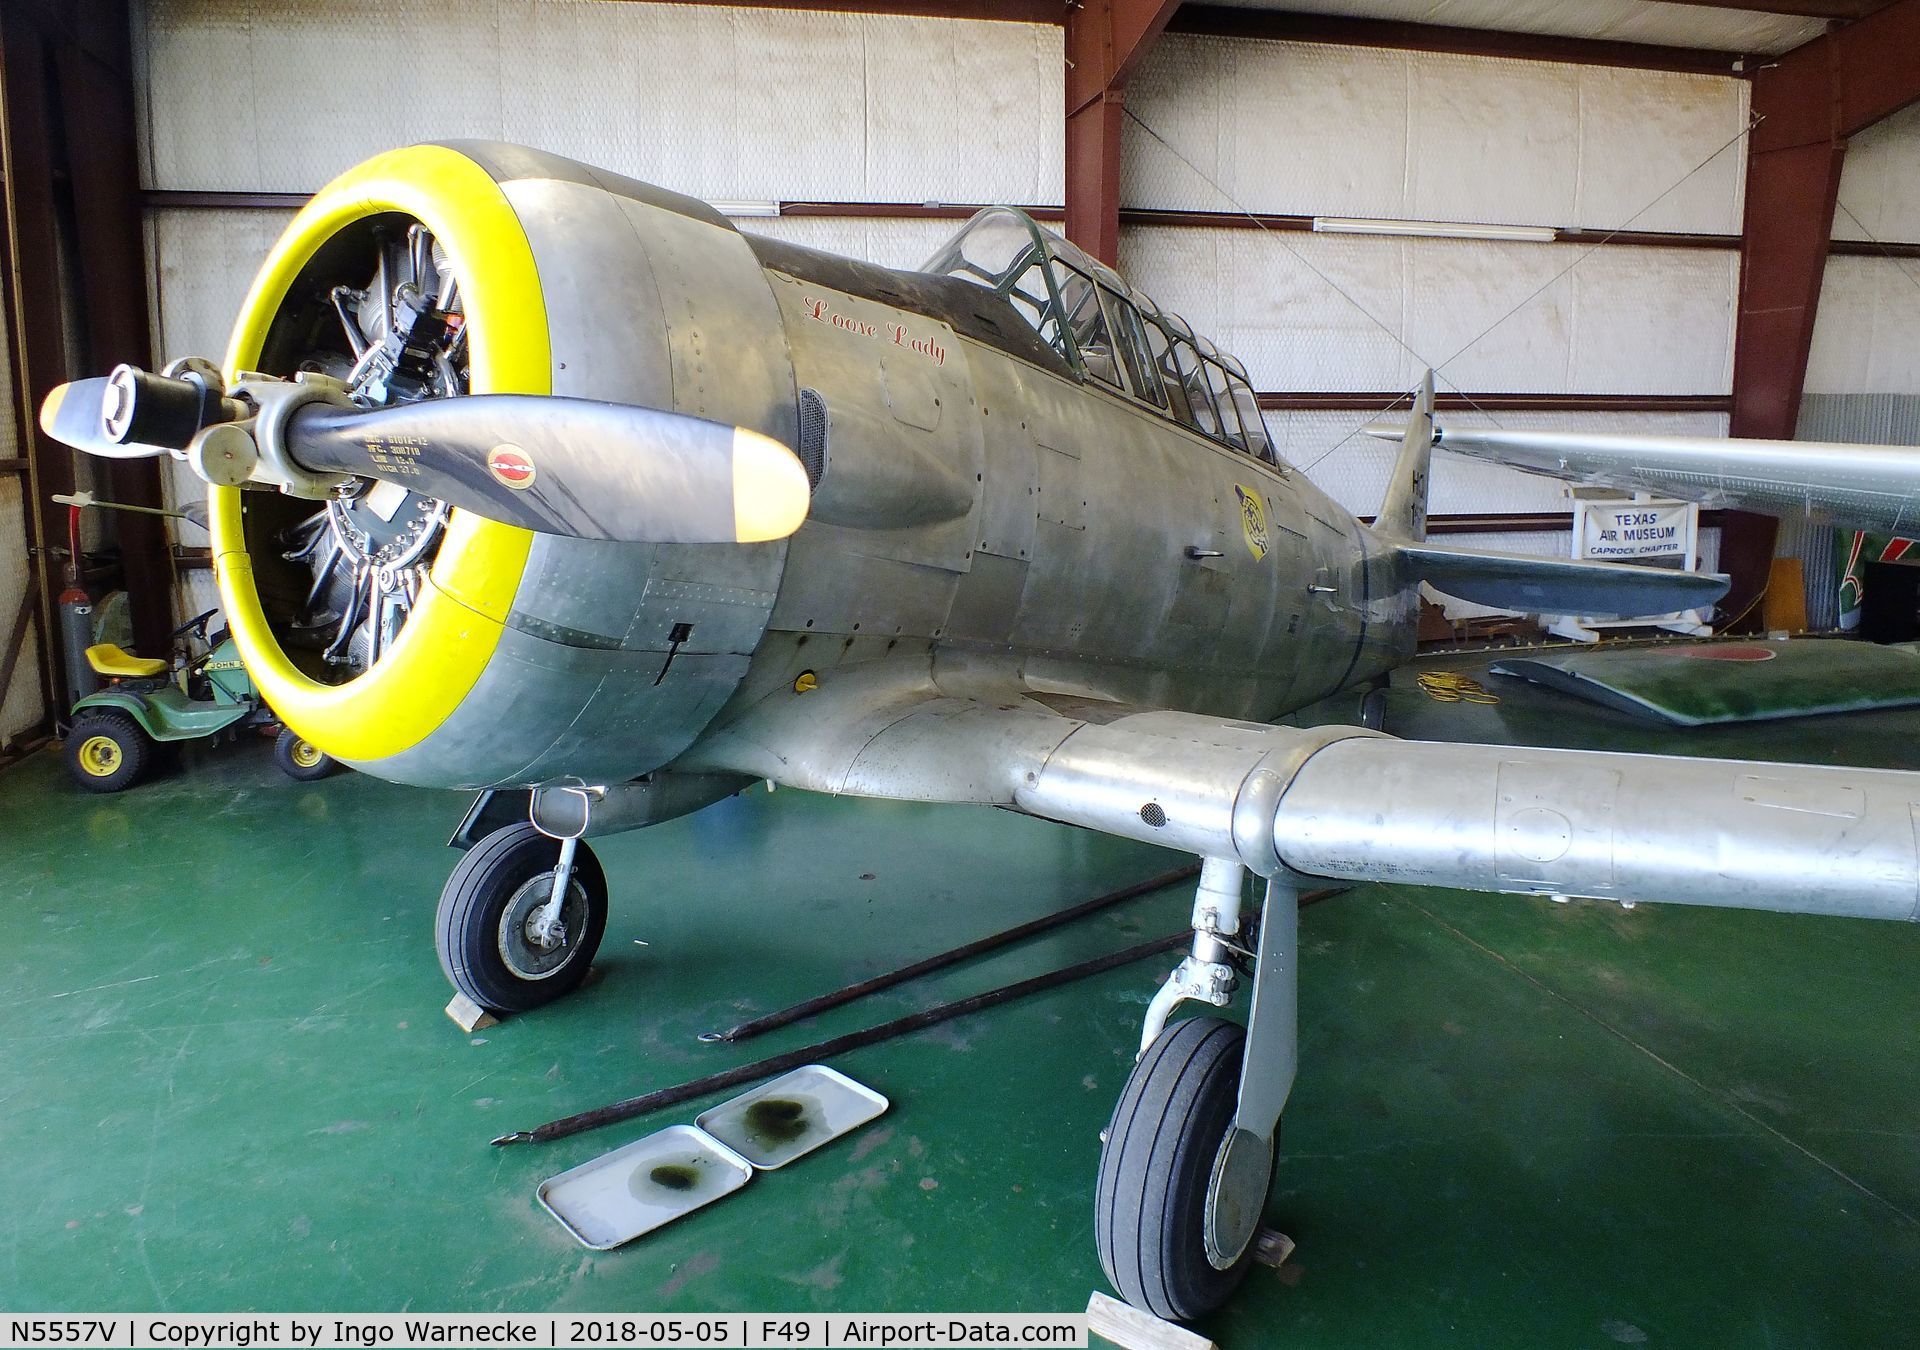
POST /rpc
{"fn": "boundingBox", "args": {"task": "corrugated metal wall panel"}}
[1125,35,1749,234]
[1798,391,1920,447]
[139,1,1063,205]
[1120,226,1736,395]
[1788,393,1920,631]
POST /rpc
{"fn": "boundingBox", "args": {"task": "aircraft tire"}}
[1095,1016,1265,1322]
[436,822,608,1014]
[1359,685,1389,731]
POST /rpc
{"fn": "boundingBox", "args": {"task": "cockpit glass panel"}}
[1144,320,1195,426]
[1054,263,1122,389]
[923,208,1043,291]
[925,208,1270,447]
[1172,339,1222,437]
[1203,360,1248,451]
[1003,259,1063,353]
[1102,285,1167,408]
[1226,376,1272,462]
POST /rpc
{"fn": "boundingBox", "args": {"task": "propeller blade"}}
[39,379,165,459]
[285,395,810,544]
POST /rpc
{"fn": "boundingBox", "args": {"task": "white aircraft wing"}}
[680,658,1920,923]
[1364,421,1920,537]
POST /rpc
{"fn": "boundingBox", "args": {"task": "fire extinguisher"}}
[56,500,98,709]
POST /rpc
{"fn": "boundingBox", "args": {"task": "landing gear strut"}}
[435,821,609,1013]
[1096,859,1298,1321]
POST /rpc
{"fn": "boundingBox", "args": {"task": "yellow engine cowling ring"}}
[215,142,795,788]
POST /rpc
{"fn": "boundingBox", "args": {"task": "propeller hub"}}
[102,364,226,449]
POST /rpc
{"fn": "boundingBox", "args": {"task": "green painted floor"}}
[2,648,1917,1346]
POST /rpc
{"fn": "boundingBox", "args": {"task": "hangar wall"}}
[148,3,1920,630]
[1123,32,1741,532]
[134,0,1061,621]
[0,306,43,744]
[1811,102,1920,398]
[1794,100,1920,625]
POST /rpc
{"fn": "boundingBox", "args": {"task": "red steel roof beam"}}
[1064,0,1183,265]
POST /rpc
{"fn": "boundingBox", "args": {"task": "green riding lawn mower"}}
[66,608,337,793]
[56,492,338,794]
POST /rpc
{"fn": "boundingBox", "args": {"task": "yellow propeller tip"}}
[730,428,812,543]
[38,382,72,438]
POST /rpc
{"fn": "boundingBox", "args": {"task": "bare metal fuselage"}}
[327,146,1409,793]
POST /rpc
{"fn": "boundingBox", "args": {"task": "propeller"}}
[37,370,811,545]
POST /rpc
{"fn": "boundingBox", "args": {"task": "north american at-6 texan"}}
[42,142,1920,1320]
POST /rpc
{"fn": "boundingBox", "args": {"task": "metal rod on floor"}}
[493,886,1343,1148]
[493,931,1190,1147]
[699,863,1203,1044]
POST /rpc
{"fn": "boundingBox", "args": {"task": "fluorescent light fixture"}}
[710,200,781,218]
[1311,216,1558,243]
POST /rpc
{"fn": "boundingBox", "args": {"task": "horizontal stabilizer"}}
[1392,540,1728,619]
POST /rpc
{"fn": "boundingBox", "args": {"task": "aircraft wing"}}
[1364,421,1920,537]
[682,660,1920,922]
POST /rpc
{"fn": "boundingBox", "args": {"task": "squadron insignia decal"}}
[487,443,536,490]
[1235,484,1268,560]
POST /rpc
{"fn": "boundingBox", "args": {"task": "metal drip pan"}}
[538,1124,754,1250]
[695,1065,889,1171]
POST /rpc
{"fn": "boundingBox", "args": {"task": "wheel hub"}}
[497,873,589,980]
[1204,1125,1273,1269]
[78,736,122,776]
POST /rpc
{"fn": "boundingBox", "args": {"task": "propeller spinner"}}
[37,367,811,546]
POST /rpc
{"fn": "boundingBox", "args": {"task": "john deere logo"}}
[1235,485,1268,560]
[487,444,536,490]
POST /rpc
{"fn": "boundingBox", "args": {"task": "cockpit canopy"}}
[922,207,1277,465]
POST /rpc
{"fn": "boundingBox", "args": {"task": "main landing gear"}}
[436,821,609,1014]
[1096,858,1299,1321]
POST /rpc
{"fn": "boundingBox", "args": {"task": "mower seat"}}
[86,643,166,679]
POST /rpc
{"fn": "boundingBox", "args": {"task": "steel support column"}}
[1721,0,1920,628]
[0,0,168,681]
[1063,0,1182,264]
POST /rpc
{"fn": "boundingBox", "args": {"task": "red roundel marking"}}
[1670,644,1776,662]
[487,444,536,490]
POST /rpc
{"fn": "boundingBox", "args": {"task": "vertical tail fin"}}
[1374,370,1435,542]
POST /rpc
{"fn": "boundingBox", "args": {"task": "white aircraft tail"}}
[1372,369,1435,542]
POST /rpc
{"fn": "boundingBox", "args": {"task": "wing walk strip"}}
[1401,894,1919,1228]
